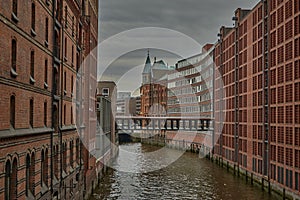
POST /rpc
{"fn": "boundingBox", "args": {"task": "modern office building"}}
[167,44,214,118]
[0,0,99,199]
[166,44,214,146]
[214,0,300,197]
[116,92,131,116]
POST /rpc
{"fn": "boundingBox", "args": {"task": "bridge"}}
[115,116,213,132]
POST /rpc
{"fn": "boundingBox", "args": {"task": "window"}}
[12,0,17,15]
[70,141,73,168]
[63,143,67,171]
[41,150,44,187]
[29,99,33,127]
[71,106,73,124]
[64,37,67,59]
[44,60,48,88]
[72,45,74,65]
[64,71,67,93]
[102,88,109,96]
[64,6,68,27]
[10,96,15,128]
[41,150,48,187]
[30,51,35,83]
[12,0,18,22]
[5,160,11,200]
[30,153,35,195]
[76,139,80,163]
[31,3,35,31]
[5,158,17,200]
[45,18,49,43]
[11,39,17,75]
[71,75,74,94]
[26,155,30,196]
[64,104,66,125]
[54,145,59,177]
[44,102,47,127]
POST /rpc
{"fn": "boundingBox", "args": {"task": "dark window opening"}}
[44,102,47,127]
[31,3,35,30]
[45,18,49,42]
[10,96,15,128]
[29,99,33,127]
[44,60,48,84]
[12,0,17,15]
[11,39,17,72]
[64,104,66,125]
[30,51,35,79]
[5,160,11,200]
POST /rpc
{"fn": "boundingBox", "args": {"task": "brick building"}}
[140,52,170,117]
[0,0,99,199]
[214,0,300,197]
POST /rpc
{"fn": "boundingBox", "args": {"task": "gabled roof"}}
[152,60,168,70]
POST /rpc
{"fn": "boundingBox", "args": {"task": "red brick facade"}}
[0,0,98,199]
[214,0,300,197]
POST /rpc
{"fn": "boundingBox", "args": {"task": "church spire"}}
[143,50,152,74]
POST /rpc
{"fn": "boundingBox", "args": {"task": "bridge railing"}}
[115,116,213,132]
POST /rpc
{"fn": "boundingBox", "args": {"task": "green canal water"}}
[90,143,277,200]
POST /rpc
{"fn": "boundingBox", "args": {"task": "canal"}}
[90,143,276,200]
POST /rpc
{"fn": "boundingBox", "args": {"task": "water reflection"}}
[91,143,275,200]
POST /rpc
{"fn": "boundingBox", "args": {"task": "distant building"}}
[96,81,118,173]
[116,92,131,116]
[140,52,171,117]
[117,92,131,99]
[167,44,214,118]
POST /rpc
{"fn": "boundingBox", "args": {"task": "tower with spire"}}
[140,50,170,117]
[142,50,152,84]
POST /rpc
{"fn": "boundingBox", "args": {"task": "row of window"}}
[9,95,74,129]
[5,138,80,199]
[5,149,48,200]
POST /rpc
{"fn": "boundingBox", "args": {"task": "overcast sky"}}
[98,0,259,94]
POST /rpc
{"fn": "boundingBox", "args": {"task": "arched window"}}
[10,96,15,128]
[41,150,48,187]
[44,149,48,186]
[25,153,35,196]
[5,160,11,200]
[26,154,30,196]
[11,159,17,199]
[30,153,35,195]
[41,150,44,187]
